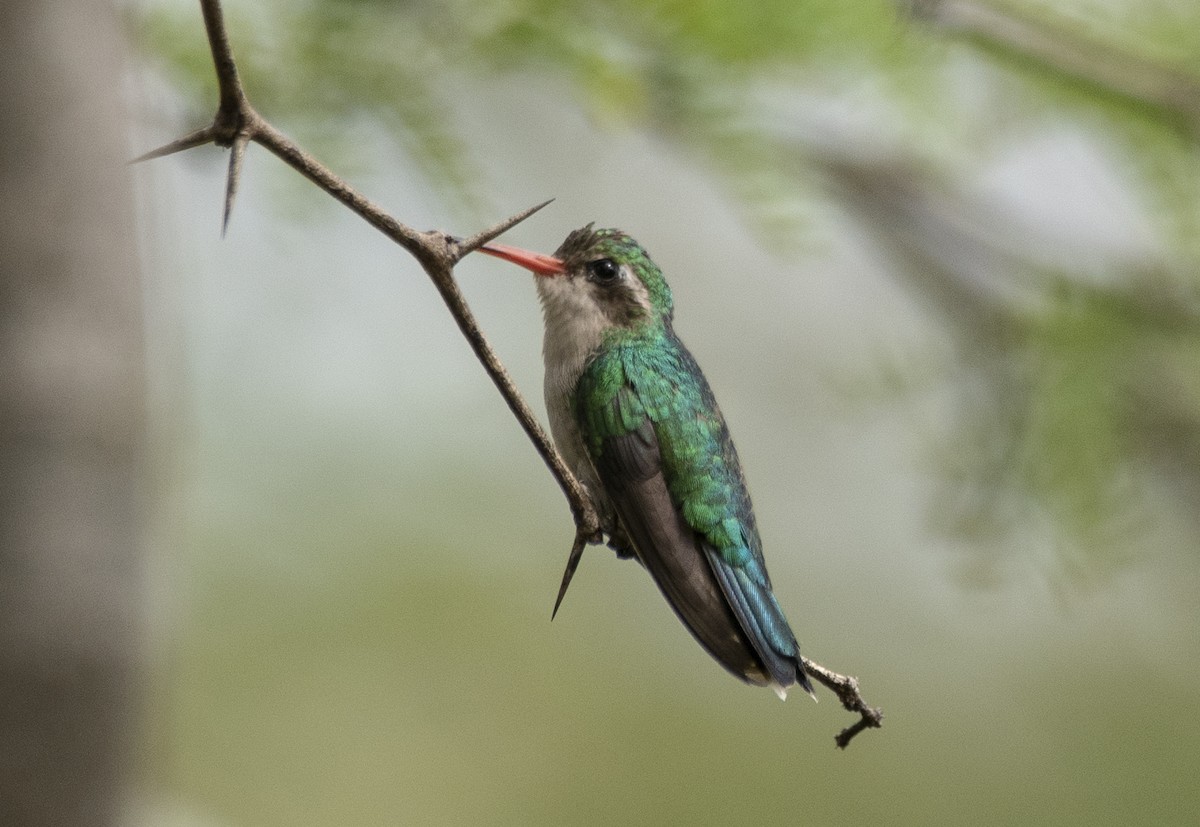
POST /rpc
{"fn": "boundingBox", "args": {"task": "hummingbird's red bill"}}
[479,243,567,276]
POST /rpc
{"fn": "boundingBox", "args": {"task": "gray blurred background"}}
[7,0,1200,824]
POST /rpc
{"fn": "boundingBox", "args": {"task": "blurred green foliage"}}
[133,0,1200,573]
[129,2,1200,823]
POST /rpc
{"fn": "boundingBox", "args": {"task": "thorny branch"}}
[136,0,881,748]
[133,0,601,557]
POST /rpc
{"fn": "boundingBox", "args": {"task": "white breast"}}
[537,276,613,510]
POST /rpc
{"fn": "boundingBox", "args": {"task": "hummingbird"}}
[480,225,814,700]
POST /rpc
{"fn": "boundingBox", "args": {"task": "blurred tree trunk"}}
[0,1,144,825]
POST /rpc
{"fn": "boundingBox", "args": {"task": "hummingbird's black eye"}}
[586,257,621,284]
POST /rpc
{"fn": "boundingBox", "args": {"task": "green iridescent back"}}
[575,299,766,577]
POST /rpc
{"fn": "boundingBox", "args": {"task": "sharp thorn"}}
[129,126,216,165]
[550,535,586,620]
[221,133,249,236]
[456,198,556,258]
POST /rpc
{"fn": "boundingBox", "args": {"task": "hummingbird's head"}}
[480,224,674,333]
